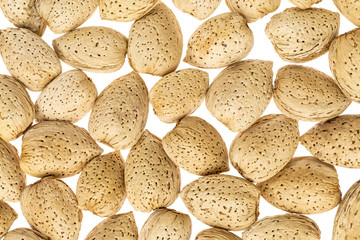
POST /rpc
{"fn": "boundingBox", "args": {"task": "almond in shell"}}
[172,0,221,20]
[196,228,242,240]
[4,228,49,240]
[289,0,323,9]
[0,201,17,238]
[333,0,360,27]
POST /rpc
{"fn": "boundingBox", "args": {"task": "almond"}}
[196,228,242,240]
[181,174,260,231]
[128,2,183,76]
[329,28,360,102]
[125,130,180,212]
[0,28,61,91]
[53,26,128,73]
[206,60,273,132]
[163,116,229,176]
[226,0,280,22]
[333,0,360,27]
[76,151,126,217]
[139,208,191,240]
[20,121,103,178]
[274,65,351,121]
[35,70,97,123]
[149,68,209,123]
[0,74,34,141]
[84,212,138,240]
[258,156,341,214]
[4,228,49,240]
[21,177,82,240]
[230,114,299,183]
[288,0,323,9]
[172,0,221,20]
[266,8,340,63]
[88,72,149,150]
[0,201,17,238]
[184,12,254,69]
[300,115,360,168]
[242,214,321,240]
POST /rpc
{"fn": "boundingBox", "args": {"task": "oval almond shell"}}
[196,228,242,240]
[0,201,17,238]
[4,228,49,240]
[288,0,323,9]
[172,0,221,20]
[258,156,341,214]
[333,0,360,27]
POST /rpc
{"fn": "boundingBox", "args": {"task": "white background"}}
[0,0,359,239]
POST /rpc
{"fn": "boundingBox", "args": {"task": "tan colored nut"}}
[184,12,253,69]
[125,130,180,212]
[274,65,351,121]
[173,0,221,20]
[0,28,61,91]
[226,0,280,22]
[289,0,323,9]
[150,68,209,123]
[181,174,260,231]
[88,72,149,150]
[266,8,340,63]
[258,156,341,214]
[230,114,299,183]
[139,208,191,240]
[242,214,321,240]
[85,212,138,240]
[0,75,34,141]
[77,151,126,217]
[301,115,360,168]
[53,27,128,73]
[196,228,242,240]
[4,228,49,240]
[0,201,17,238]
[206,60,273,132]
[333,0,360,26]
[35,70,97,123]
[20,121,103,178]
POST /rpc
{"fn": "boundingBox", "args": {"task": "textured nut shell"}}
[0,75,34,141]
[88,72,149,150]
[20,121,103,178]
[288,0,323,9]
[265,8,340,63]
[206,60,273,132]
[300,115,360,168]
[172,0,221,20]
[0,0,46,35]
[85,212,138,240]
[0,201,17,238]
[35,70,97,123]
[242,214,321,240]
[329,28,360,102]
[196,228,242,240]
[4,228,49,240]
[163,116,229,176]
[53,27,128,73]
[0,28,61,91]
[258,156,341,214]
[139,208,191,240]
[99,0,160,22]
[333,0,360,26]
[274,65,351,121]
[184,12,254,69]
[230,114,299,183]
[21,177,82,240]
[150,68,209,123]
[77,151,126,217]
[181,174,260,231]
[35,0,97,34]
[126,131,180,212]
[225,0,280,22]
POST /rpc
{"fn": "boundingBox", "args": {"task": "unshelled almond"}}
[4,228,49,240]
[196,228,242,240]
[173,0,221,20]
[333,0,360,26]
[0,201,17,238]
[289,0,323,9]
[226,0,280,22]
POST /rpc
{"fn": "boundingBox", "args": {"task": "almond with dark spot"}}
[226,0,280,22]
[0,201,17,238]
[333,0,360,27]
[196,228,242,240]
[4,228,49,240]
[172,0,221,20]
[289,0,323,9]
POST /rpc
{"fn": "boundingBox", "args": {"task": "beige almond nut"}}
[258,156,341,214]
[20,121,103,178]
[181,174,260,231]
[230,114,299,183]
[84,212,138,240]
[242,214,321,240]
[206,60,273,132]
[150,68,209,123]
[0,201,17,238]
[329,28,360,102]
[0,0,46,35]
[226,0,280,22]
[196,228,242,240]
[35,70,97,123]
[266,8,340,63]
[0,74,34,141]
[300,115,360,168]
[139,208,191,240]
[0,28,62,91]
[53,27,128,73]
[21,177,82,240]
[76,151,126,217]
[289,0,323,9]
[274,65,351,121]
[333,0,360,27]
[184,12,254,69]
[172,0,221,20]
[4,228,49,240]
[125,131,180,212]
[128,2,183,76]
[88,72,149,150]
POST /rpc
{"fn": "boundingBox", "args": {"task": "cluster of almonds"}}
[0,0,359,239]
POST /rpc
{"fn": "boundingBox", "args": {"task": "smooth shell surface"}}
[333,0,360,26]
[196,228,242,240]
[4,228,49,240]
[0,201,17,238]
[173,0,222,20]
